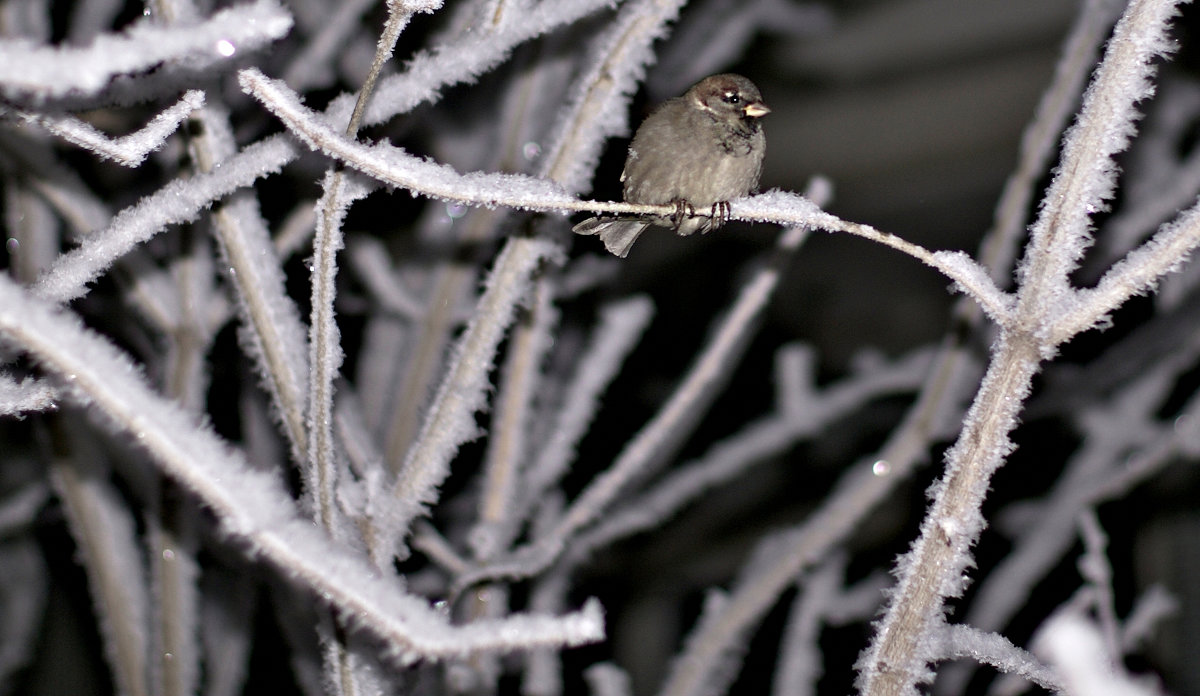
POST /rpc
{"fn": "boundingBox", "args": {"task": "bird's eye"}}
[723,92,741,105]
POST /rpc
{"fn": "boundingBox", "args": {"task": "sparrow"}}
[573,74,769,257]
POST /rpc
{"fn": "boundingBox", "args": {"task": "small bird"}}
[574,74,769,257]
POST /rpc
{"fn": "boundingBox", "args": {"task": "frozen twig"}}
[50,439,150,696]
[1062,196,1200,340]
[305,169,373,532]
[937,624,1063,692]
[389,237,563,554]
[186,104,311,465]
[979,0,1126,284]
[307,7,437,687]
[0,0,292,100]
[306,0,431,537]
[1017,0,1187,322]
[956,351,1191,675]
[11,90,205,167]
[345,1,442,138]
[241,68,582,210]
[323,0,615,129]
[857,2,1189,694]
[31,135,296,304]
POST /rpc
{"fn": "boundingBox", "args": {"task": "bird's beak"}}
[743,102,770,118]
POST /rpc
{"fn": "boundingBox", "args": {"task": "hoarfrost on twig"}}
[10,90,205,167]
[0,0,293,100]
[32,135,297,304]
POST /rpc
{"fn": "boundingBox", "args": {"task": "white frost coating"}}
[1033,611,1163,696]
[0,275,604,660]
[735,189,830,226]
[1065,193,1200,341]
[537,0,682,191]
[16,90,205,167]
[323,0,614,128]
[0,374,58,416]
[0,0,293,99]
[937,623,1063,692]
[240,69,579,211]
[31,135,297,304]
[1019,0,1188,296]
[741,192,1014,319]
[305,169,374,534]
[932,250,1016,325]
[389,237,563,551]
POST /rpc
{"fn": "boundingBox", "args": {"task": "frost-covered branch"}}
[9,90,205,167]
[323,0,616,128]
[0,0,292,100]
[979,0,1126,283]
[49,441,150,696]
[857,2,1191,694]
[937,624,1062,692]
[389,237,563,554]
[31,135,296,304]
[1062,195,1200,340]
[243,69,1011,322]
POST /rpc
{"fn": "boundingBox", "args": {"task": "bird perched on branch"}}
[574,74,769,257]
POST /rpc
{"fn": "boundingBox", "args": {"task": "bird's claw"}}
[669,198,695,229]
[666,199,731,233]
[709,201,732,230]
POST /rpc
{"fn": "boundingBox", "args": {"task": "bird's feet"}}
[669,198,696,230]
[709,201,732,230]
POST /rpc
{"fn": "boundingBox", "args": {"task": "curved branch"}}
[241,68,1011,322]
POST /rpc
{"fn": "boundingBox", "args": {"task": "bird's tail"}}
[572,217,651,258]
